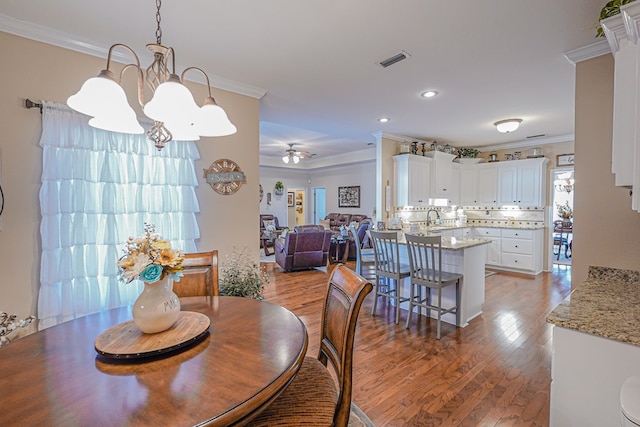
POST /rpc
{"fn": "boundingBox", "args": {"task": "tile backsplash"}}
[394,205,545,228]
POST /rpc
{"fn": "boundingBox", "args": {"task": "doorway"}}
[313,187,326,224]
[550,167,574,267]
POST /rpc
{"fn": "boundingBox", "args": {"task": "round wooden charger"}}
[94,311,210,360]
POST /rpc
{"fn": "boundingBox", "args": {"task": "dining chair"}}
[369,230,411,325]
[349,223,375,281]
[173,250,219,297]
[247,264,373,427]
[404,234,462,339]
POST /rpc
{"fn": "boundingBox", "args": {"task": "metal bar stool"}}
[405,234,462,339]
[370,230,411,324]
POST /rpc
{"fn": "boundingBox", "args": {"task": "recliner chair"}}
[275,229,332,272]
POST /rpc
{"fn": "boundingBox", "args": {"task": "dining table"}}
[0,296,308,426]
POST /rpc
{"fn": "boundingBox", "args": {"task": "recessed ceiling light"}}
[421,90,438,98]
[378,117,390,123]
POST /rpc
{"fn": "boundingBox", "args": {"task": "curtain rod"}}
[25,99,43,113]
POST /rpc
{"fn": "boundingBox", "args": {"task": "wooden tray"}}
[95,311,210,360]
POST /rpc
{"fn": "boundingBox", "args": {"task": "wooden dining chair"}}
[247,264,373,427]
[173,250,219,297]
[404,234,462,339]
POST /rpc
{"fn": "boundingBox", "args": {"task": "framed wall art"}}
[287,192,295,207]
[557,153,575,167]
[338,186,360,208]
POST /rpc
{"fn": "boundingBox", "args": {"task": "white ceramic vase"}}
[132,276,180,334]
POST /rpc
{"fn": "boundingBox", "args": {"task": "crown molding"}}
[564,39,610,65]
[0,13,267,99]
[479,134,574,152]
[260,148,375,170]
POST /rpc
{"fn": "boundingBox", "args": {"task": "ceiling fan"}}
[282,143,314,164]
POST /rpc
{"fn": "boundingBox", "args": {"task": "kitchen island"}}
[546,266,640,426]
[391,232,491,328]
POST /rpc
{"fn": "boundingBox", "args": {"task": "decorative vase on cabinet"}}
[132,276,181,334]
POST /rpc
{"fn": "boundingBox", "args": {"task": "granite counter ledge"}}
[546,266,640,347]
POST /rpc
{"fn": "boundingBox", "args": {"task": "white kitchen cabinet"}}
[472,227,502,265]
[393,155,431,206]
[459,163,498,206]
[429,153,458,204]
[601,3,640,211]
[497,158,547,206]
[550,326,640,426]
[471,227,543,275]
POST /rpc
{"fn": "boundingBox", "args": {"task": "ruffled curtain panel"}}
[38,101,200,329]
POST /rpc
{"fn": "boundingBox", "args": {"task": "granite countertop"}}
[546,266,640,347]
[395,232,491,251]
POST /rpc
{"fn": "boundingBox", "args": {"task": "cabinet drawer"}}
[501,253,533,270]
[502,229,534,240]
[501,238,533,254]
[474,227,502,238]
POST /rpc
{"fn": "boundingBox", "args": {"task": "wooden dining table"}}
[0,296,308,426]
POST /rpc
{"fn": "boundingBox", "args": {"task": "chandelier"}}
[67,0,236,150]
[554,172,575,193]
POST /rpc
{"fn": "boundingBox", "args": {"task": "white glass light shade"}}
[68,70,143,134]
[195,98,237,137]
[68,71,135,117]
[164,120,200,141]
[282,155,290,164]
[88,113,144,134]
[292,155,300,164]
[494,119,522,133]
[143,75,199,123]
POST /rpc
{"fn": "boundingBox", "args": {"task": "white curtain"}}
[38,101,201,329]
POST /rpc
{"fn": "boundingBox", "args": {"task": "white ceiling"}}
[0,0,607,164]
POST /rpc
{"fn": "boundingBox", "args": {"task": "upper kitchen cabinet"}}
[497,158,548,206]
[428,151,458,204]
[601,2,640,212]
[460,163,498,206]
[394,154,431,206]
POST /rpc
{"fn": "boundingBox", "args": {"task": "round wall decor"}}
[203,159,247,195]
[259,184,264,202]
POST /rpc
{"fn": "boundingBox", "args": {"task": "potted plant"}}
[274,181,284,195]
[597,0,636,37]
[556,201,573,226]
[219,247,270,299]
[457,148,481,158]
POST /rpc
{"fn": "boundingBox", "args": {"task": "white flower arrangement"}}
[0,312,36,347]
[117,223,185,283]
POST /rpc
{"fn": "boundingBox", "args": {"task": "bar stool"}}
[349,223,375,280]
[369,230,411,324]
[404,233,462,339]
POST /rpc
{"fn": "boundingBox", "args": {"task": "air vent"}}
[378,51,410,68]
[526,134,546,139]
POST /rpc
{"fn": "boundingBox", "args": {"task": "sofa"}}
[274,229,332,272]
[324,213,370,231]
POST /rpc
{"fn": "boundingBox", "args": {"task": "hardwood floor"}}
[260,261,572,426]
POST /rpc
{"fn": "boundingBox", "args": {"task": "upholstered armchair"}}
[275,229,332,272]
[260,214,284,250]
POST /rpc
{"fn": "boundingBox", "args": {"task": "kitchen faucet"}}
[427,209,441,226]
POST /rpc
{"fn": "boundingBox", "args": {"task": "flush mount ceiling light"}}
[494,118,522,133]
[378,117,390,123]
[421,90,438,98]
[67,0,236,150]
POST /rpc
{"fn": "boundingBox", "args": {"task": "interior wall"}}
[573,53,640,285]
[0,31,259,318]
[309,163,376,217]
[259,167,310,227]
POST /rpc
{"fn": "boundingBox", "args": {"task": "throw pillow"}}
[263,219,275,230]
[319,219,331,230]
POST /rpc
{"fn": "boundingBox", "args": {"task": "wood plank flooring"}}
[260,261,572,426]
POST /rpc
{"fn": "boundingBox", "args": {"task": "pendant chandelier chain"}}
[155,0,163,45]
